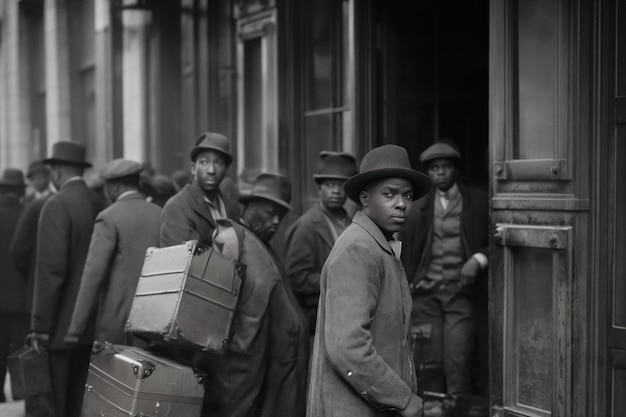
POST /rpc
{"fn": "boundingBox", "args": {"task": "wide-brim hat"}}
[26,161,49,178]
[42,141,92,168]
[0,168,26,188]
[344,144,431,204]
[239,173,292,211]
[190,132,233,165]
[313,151,358,183]
[419,142,462,166]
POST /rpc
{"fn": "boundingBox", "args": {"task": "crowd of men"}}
[0,133,488,417]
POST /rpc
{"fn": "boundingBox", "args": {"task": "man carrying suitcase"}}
[204,173,309,417]
[28,142,105,417]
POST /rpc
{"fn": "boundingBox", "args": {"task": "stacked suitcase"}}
[81,240,244,416]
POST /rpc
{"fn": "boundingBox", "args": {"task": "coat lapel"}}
[311,206,337,249]
[186,184,217,227]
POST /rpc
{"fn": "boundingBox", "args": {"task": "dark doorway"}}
[378,1,489,190]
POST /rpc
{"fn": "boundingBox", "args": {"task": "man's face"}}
[30,172,50,193]
[191,150,228,195]
[249,199,287,243]
[360,177,414,236]
[318,180,347,210]
[48,165,62,190]
[427,157,458,191]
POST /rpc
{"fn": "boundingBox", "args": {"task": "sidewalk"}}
[1,371,25,417]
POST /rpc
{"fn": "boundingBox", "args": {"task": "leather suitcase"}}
[126,240,243,354]
[81,342,205,417]
[7,345,52,398]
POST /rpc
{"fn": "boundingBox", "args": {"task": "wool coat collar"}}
[351,211,395,258]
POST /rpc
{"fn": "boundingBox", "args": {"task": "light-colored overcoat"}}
[67,192,161,344]
[307,211,417,417]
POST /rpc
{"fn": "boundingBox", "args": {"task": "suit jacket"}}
[284,204,339,331]
[10,196,50,312]
[307,211,418,417]
[399,184,489,287]
[66,192,161,344]
[0,195,27,313]
[31,179,103,350]
[160,183,238,248]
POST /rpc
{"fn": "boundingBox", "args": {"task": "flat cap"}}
[100,158,143,181]
[419,142,462,165]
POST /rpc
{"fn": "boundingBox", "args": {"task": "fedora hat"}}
[26,161,49,178]
[43,141,92,168]
[0,168,26,188]
[419,142,462,166]
[190,132,233,165]
[344,144,431,204]
[239,173,292,211]
[313,151,358,184]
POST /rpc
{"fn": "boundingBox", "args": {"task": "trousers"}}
[412,281,474,396]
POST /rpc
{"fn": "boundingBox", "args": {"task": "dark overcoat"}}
[0,194,26,313]
[31,179,102,350]
[66,193,161,344]
[284,204,337,331]
[202,220,308,417]
[399,184,489,286]
[307,211,418,417]
[10,197,49,311]
[160,183,238,247]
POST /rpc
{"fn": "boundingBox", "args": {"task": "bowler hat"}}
[344,144,431,204]
[43,141,92,168]
[0,168,26,188]
[190,132,233,165]
[100,159,143,181]
[239,173,292,211]
[313,151,358,184]
[419,142,462,166]
[26,161,49,178]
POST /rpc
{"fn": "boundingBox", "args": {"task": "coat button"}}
[347,371,353,377]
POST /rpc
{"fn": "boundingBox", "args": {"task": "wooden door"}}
[606,0,626,415]
[489,0,594,416]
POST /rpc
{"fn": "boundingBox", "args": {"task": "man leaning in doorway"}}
[399,140,489,397]
[160,132,239,247]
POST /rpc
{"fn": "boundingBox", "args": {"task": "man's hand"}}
[459,257,480,286]
[27,332,50,354]
[63,333,80,347]
[398,394,424,417]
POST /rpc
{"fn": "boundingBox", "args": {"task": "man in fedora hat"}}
[0,169,27,403]
[199,173,309,417]
[64,159,161,348]
[284,151,358,334]
[160,132,240,247]
[24,160,53,205]
[307,144,430,417]
[28,141,106,417]
[399,140,489,397]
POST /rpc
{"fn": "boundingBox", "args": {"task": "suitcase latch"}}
[132,359,155,380]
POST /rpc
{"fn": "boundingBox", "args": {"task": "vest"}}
[425,191,464,282]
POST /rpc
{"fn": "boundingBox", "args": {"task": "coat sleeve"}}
[324,241,413,411]
[31,197,70,332]
[10,201,39,280]
[284,222,321,296]
[160,200,200,247]
[67,213,117,336]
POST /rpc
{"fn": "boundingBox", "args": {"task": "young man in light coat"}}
[307,144,430,417]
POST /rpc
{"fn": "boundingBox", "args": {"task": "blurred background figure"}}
[142,174,176,207]
[171,169,192,193]
[85,173,110,211]
[24,162,52,205]
[0,169,27,403]
[29,142,104,417]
